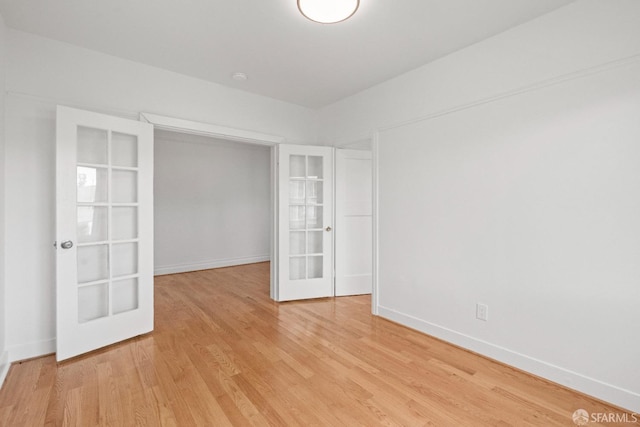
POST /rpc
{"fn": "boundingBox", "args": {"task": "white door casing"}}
[335,149,373,296]
[138,112,282,299]
[56,106,154,361]
[276,144,334,301]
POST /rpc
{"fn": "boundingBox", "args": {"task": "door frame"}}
[139,113,284,299]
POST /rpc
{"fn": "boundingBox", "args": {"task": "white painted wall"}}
[8,30,319,145]
[318,0,640,412]
[154,131,271,275]
[319,0,640,146]
[0,12,8,384]
[378,61,640,412]
[3,30,319,361]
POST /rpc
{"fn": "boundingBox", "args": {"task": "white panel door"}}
[56,106,154,361]
[335,149,372,296]
[277,144,333,301]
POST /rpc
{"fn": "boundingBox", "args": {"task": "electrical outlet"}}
[476,303,488,321]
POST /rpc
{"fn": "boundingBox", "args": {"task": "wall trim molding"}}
[377,53,640,136]
[6,90,140,120]
[154,255,270,276]
[371,132,380,316]
[9,339,56,363]
[331,52,640,147]
[377,306,640,413]
[140,112,285,146]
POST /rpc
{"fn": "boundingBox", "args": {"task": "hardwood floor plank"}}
[60,387,81,427]
[96,362,120,425]
[217,370,270,426]
[234,369,321,426]
[0,262,637,426]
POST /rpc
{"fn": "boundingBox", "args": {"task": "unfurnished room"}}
[0,0,639,425]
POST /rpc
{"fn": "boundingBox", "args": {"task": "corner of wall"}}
[0,351,8,388]
[0,10,8,387]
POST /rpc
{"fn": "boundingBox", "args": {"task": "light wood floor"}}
[0,262,636,426]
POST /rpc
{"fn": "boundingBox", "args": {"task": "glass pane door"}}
[56,105,153,361]
[277,144,333,301]
[76,126,140,322]
[288,155,325,280]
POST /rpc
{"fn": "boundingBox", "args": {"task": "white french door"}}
[56,106,154,361]
[277,144,334,301]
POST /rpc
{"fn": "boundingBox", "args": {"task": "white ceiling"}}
[0,0,575,108]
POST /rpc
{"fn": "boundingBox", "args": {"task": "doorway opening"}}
[141,112,373,302]
[153,129,273,288]
[141,112,281,297]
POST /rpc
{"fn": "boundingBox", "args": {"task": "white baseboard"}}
[377,306,640,413]
[8,338,56,363]
[154,255,270,276]
[0,351,10,388]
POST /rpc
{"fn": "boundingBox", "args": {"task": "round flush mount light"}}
[297,0,360,24]
[232,72,248,81]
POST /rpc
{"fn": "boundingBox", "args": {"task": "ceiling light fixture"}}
[297,0,359,24]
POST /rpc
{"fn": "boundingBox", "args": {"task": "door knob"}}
[325,226,332,232]
[60,240,74,249]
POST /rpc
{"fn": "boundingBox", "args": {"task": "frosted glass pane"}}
[289,180,305,204]
[306,181,323,204]
[113,278,138,314]
[289,257,306,280]
[307,156,323,179]
[112,132,138,167]
[307,231,322,254]
[290,231,306,255]
[308,256,323,279]
[77,244,109,283]
[77,207,108,243]
[289,206,306,230]
[112,207,138,240]
[77,167,108,203]
[290,155,305,178]
[77,126,108,165]
[78,283,109,323]
[112,170,137,203]
[112,242,138,277]
[306,205,323,229]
